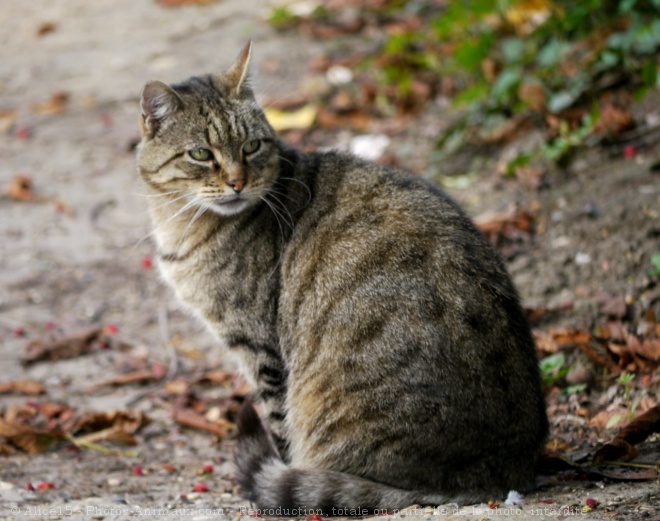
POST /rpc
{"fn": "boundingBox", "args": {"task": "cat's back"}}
[278,151,546,493]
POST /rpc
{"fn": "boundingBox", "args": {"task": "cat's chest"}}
[157,244,278,341]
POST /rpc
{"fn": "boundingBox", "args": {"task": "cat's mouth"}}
[207,195,251,216]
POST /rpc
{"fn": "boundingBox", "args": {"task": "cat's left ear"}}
[140,81,183,137]
[221,41,253,97]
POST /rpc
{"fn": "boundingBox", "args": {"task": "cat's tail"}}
[235,402,474,516]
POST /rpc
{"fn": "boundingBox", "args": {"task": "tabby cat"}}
[137,42,548,513]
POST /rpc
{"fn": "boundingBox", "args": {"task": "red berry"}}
[36,482,55,490]
[45,321,57,331]
[202,464,214,474]
[133,465,144,476]
[16,126,31,140]
[141,255,153,269]
[586,498,599,509]
[14,327,26,338]
[623,145,636,159]
[100,112,113,128]
[105,324,119,335]
[26,482,35,491]
[193,482,209,493]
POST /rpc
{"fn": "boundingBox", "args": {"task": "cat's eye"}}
[242,139,261,155]
[189,148,213,161]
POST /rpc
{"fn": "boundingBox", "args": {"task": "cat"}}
[137,42,548,514]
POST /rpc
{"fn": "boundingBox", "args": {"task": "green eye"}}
[242,139,261,155]
[189,148,212,161]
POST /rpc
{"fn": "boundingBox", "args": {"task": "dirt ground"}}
[0,1,658,520]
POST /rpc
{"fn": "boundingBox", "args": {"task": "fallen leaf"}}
[68,410,151,446]
[0,109,17,133]
[32,91,69,115]
[36,22,57,36]
[0,380,46,396]
[173,408,234,437]
[5,175,44,202]
[0,418,63,454]
[593,405,660,464]
[22,326,124,366]
[87,368,165,392]
[264,104,317,131]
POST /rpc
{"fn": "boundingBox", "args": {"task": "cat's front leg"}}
[228,336,291,462]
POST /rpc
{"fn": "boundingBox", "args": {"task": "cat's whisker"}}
[131,196,199,251]
[263,193,294,232]
[277,174,312,206]
[146,192,194,212]
[176,202,208,254]
[132,189,184,198]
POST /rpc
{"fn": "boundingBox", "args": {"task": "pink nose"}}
[227,178,245,193]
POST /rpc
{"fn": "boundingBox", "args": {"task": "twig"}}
[64,434,139,458]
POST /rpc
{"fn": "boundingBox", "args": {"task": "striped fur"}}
[137,43,548,512]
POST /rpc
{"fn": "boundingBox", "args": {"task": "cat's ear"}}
[140,81,183,136]
[221,41,253,97]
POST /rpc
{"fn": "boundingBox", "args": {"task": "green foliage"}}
[540,352,569,386]
[267,0,660,163]
[649,252,660,276]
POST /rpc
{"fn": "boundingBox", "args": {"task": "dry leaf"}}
[0,418,63,454]
[32,91,69,115]
[88,368,165,392]
[173,408,234,437]
[67,410,151,446]
[0,379,46,396]
[5,175,43,202]
[22,327,106,365]
[0,109,17,133]
[518,80,546,111]
[593,404,660,463]
[264,104,317,132]
[36,22,57,36]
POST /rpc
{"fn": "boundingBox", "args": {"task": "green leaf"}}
[650,252,660,276]
[564,383,588,395]
[455,32,494,72]
[491,67,522,106]
[540,352,567,385]
[453,82,489,106]
[606,414,623,430]
[547,90,578,113]
[501,37,526,65]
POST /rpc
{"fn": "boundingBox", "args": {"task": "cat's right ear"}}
[140,81,183,137]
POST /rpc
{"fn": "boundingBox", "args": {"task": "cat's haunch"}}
[137,42,548,513]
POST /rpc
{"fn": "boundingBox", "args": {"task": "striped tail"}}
[234,402,474,516]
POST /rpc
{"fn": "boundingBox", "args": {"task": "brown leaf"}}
[0,418,63,454]
[5,175,44,202]
[173,408,234,438]
[36,22,57,36]
[0,379,46,396]
[67,410,151,437]
[32,91,69,115]
[593,404,660,463]
[87,368,165,392]
[0,109,17,133]
[518,80,546,112]
[22,327,106,365]
[635,339,660,362]
[593,104,635,137]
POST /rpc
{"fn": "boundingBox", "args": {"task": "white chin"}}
[209,199,250,216]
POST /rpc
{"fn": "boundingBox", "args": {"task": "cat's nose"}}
[227,178,246,193]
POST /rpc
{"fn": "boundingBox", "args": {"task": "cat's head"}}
[137,42,278,217]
